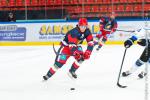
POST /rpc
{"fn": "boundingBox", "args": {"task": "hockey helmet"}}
[78,18,88,26]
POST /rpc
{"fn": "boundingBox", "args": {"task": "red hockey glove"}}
[111,28,116,33]
[73,51,81,60]
[83,50,91,60]
[73,49,83,60]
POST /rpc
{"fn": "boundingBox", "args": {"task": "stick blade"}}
[117,83,127,88]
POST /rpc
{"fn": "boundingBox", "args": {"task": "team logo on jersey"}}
[78,34,84,40]
[81,34,84,38]
[105,23,112,30]
[105,20,113,30]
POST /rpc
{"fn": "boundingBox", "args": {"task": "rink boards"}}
[0,20,146,46]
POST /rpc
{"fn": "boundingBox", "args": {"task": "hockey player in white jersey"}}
[122,27,150,78]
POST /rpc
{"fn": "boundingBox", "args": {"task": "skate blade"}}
[42,79,48,82]
[67,72,76,80]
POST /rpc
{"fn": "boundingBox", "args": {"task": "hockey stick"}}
[116,29,135,33]
[52,43,58,55]
[117,48,128,88]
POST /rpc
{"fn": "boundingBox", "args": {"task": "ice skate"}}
[42,70,54,81]
[96,45,102,51]
[122,71,131,77]
[68,70,77,79]
[43,75,51,81]
[138,71,147,79]
[96,47,100,51]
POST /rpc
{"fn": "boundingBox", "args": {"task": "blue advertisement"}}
[0,25,26,41]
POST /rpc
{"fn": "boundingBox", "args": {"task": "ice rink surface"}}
[0,45,149,100]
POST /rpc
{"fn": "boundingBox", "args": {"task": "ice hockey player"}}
[43,18,94,80]
[94,12,118,51]
[122,28,150,78]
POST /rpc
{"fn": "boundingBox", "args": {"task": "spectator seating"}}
[0,0,150,19]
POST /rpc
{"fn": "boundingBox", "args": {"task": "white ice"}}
[0,45,149,100]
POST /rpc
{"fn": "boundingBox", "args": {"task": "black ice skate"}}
[122,71,131,77]
[138,71,147,79]
[43,75,50,81]
[96,45,102,51]
[43,72,52,81]
[96,47,100,51]
[68,70,77,79]
[43,70,53,81]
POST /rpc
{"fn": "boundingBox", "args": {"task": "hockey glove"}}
[83,50,91,60]
[73,51,81,60]
[73,46,84,61]
[124,36,137,48]
[124,39,133,48]
[69,44,77,53]
[137,39,147,46]
[111,28,116,33]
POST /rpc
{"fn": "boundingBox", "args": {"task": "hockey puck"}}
[70,88,75,90]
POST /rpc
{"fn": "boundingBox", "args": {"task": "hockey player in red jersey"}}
[43,18,94,80]
[94,12,118,51]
